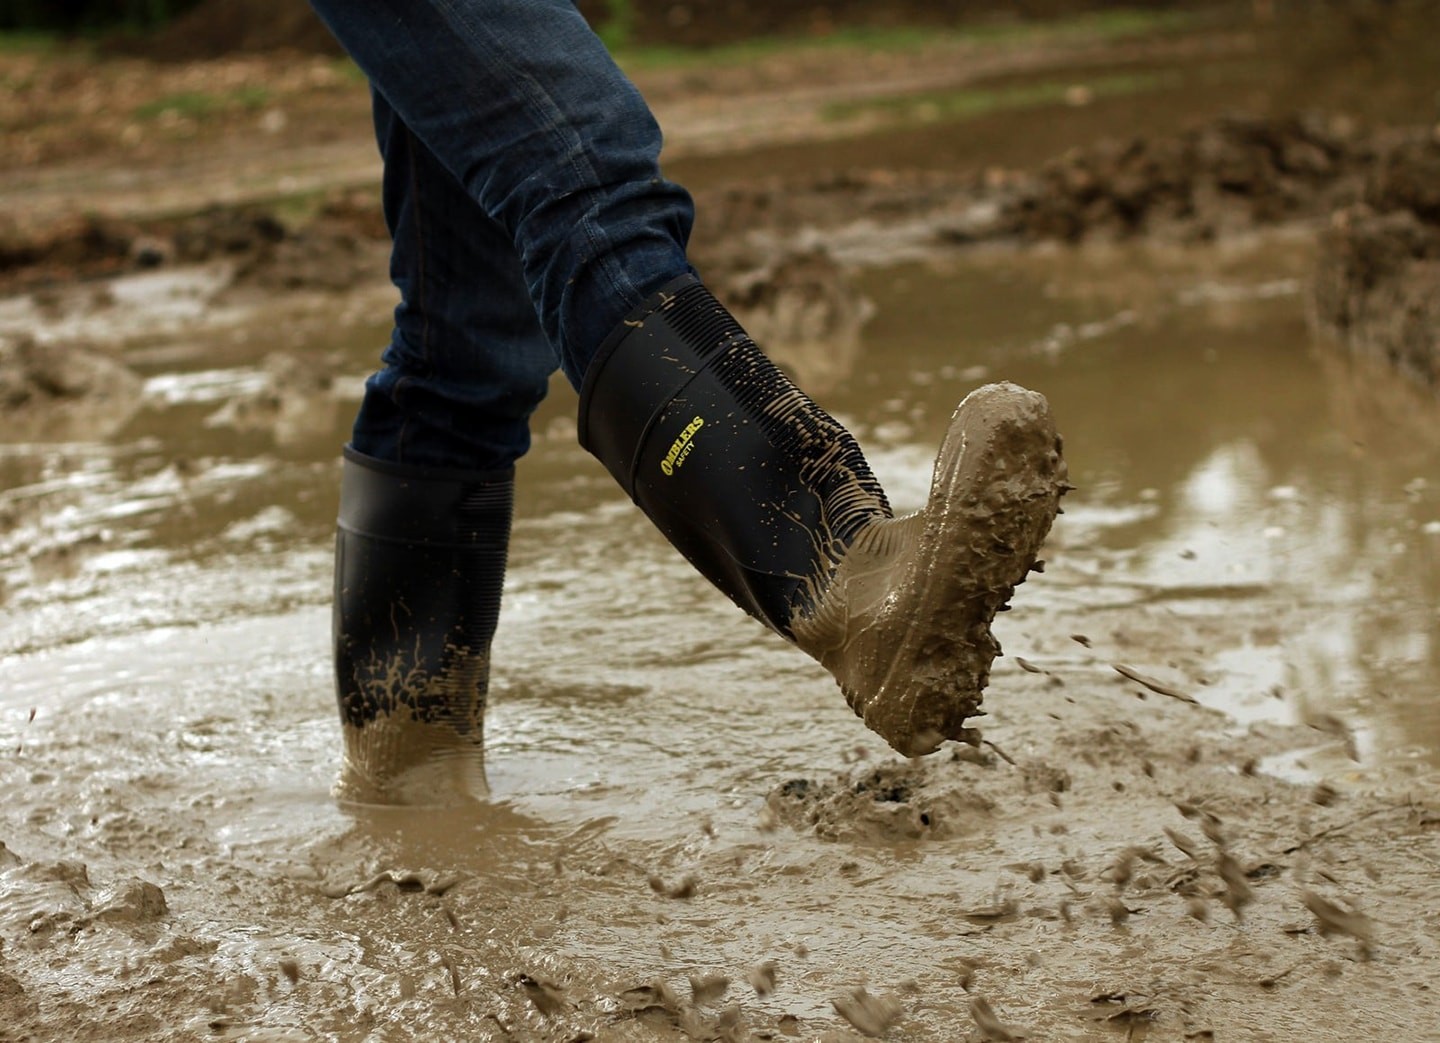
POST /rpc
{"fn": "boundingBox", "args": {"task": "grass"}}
[0,30,64,54]
[133,85,271,121]
[823,70,1184,125]
[595,0,635,53]
[331,56,368,84]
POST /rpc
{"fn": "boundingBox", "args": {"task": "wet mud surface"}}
[4,10,1440,1042]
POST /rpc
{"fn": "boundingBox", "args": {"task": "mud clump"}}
[832,985,905,1038]
[0,198,386,295]
[1003,112,1372,244]
[766,760,994,842]
[91,878,169,924]
[0,968,36,1021]
[204,349,346,446]
[1311,132,1440,395]
[0,336,143,441]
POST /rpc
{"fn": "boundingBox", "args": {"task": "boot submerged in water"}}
[579,274,1066,756]
[332,448,512,803]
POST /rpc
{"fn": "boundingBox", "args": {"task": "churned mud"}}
[3,8,1440,1042]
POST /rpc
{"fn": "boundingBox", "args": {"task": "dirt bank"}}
[7,109,1438,398]
[1312,132,1440,394]
[0,112,1399,290]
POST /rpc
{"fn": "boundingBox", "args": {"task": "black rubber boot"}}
[332,447,512,803]
[579,274,1067,756]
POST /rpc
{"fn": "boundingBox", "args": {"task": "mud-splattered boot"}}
[332,448,512,803]
[579,274,1067,756]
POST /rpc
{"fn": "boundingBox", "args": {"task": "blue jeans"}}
[307,0,697,470]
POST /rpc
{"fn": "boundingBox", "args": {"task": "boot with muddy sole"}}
[580,274,1066,756]
[331,449,511,804]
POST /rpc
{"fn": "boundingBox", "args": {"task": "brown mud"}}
[3,8,1440,1042]
[1312,134,1440,394]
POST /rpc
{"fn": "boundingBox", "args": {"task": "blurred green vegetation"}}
[132,85,271,120]
[594,0,635,51]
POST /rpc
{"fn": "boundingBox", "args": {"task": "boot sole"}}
[795,381,1066,755]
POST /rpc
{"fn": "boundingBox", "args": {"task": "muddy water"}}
[852,238,1440,766]
[2,233,1438,1037]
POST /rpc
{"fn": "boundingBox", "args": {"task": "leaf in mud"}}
[689,972,730,1004]
[969,995,1024,1041]
[516,973,569,1016]
[1302,891,1376,943]
[1009,861,1046,883]
[832,986,903,1038]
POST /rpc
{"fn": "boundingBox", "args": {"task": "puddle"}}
[850,241,1439,778]
[2,173,1439,1043]
[3,231,1434,814]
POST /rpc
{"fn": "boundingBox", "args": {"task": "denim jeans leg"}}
[306,0,696,387]
[353,90,560,472]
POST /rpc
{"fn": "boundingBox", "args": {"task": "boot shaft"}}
[333,448,512,741]
[578,274,890,635]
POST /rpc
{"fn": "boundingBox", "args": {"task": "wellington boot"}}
[332,448,512,803]
[579,275,1066,756]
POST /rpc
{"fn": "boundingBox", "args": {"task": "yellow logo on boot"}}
[660,416,705,476]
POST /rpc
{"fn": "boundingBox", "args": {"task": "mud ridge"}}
[1311,130,1440,394]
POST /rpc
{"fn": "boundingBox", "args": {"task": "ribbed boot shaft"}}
[579,274,890,633]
